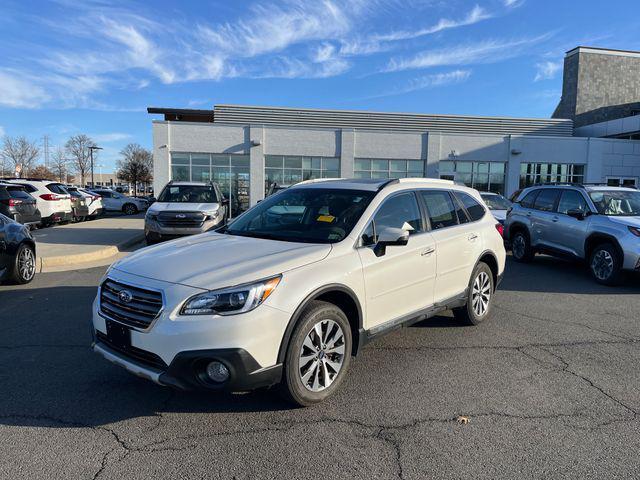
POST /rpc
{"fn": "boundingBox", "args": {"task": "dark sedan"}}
[0,213,36,284]
[0,182,41,227]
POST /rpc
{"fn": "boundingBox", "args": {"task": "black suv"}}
[0,182,41,227]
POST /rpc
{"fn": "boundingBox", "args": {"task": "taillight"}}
[495,223,504,237]
[0,198,20,206]
[40,193,60,201]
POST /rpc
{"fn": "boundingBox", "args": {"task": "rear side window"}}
[420,190,458,230]
[533,189,560,212]
[14,183,36,193]
[519,190,539,208]
[456,192,486,222]
[47,183,69,194]
[99,191,112,198]
[557,190,588,215]
[0,187,9,200]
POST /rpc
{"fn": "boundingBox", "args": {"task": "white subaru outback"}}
[92,178,505,405]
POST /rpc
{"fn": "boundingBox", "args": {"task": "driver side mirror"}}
[567,209,586,220]
[221,198,230,206]
[373,226,411,257]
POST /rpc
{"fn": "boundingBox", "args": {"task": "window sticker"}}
[317,215,336,223]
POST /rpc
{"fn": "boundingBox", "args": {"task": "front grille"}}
[96,331,167,370]
[158,211,206,228]
[100,279,163,329]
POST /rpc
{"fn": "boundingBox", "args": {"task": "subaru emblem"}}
[118,290,133,303]
[176,213,186,219]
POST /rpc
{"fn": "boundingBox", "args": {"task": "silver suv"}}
[144,181,228,244]
[505,184,640,284]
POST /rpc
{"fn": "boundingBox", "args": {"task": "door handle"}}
[421,247,435,256]
[468,234,478,241]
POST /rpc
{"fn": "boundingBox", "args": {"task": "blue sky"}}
[1,0,640,172]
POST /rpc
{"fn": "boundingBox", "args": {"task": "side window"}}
[420,190,459,230]
[533,189,560,212]
[452,195,470,224]
[101,191,112,198]
[519,190,539,208]
[557,190,588,215]
[456,192,486,222]
[362,193,423,246]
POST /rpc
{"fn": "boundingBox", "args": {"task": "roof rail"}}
[397,178,455,185]
[296,177,345,185]
[531,182,586,188]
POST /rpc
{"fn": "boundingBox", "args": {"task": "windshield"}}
[226,188,375,243]
[481,194,512,211]
[589,190,640,216]
[157,185,218,203]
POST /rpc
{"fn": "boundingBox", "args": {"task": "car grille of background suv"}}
[157,211,206,228]
[100,279,163,329]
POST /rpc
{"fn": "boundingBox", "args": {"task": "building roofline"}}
[147,107,214,115]
[213,103,572,123]
[566,46,640,58]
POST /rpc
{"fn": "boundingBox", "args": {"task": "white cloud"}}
[375,5,492,42]
[386,33,555,72]
[0,70,51,108]
[0,126,5,137]
[91,133,132,143]
[366,69,471,99]
[504,0,525,7]
[534,60,561,81]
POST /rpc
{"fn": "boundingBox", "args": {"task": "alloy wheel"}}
[591,249,614,281]
[512,234,526,259]
[18,247,36,282]
[472,271,491,317]
[299,319,345,392]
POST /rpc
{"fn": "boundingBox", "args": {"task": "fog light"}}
[205,361,230,383]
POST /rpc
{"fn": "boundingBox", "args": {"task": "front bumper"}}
[145,217,224,237]
[91,269,291,391]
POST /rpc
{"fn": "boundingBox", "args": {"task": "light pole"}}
[88,145,102,187]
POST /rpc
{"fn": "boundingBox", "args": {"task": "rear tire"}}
[589,243,623,286]
[453,262,494,326]
[280,300,352,407]
[511,230,534,263]
[10,243,36,284]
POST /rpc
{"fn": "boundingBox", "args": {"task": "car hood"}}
[148,202,219,213]
[111,233,331,290]
[489,209,507,221]
[608,216,640,228]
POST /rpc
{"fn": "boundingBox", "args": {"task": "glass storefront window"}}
[355,158,425,179]
[439,161,506,194]
[519,163,585,188]
[170,153,250,216]
[264,155,340,194]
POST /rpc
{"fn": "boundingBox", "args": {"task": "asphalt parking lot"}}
[1,256,639,479]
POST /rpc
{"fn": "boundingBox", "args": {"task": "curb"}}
[36,233,145,273]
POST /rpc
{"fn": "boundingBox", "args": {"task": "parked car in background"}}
[0,182,41,227]
[0,213,36,284]
[266,182,292,197]
[93,178,505,406]
[505,184,640,285]
[67,186,104,220]
[144,181,227,244]
[90,188,148,215]
[66,187,90,222]
[480,192,512,225]
[4,179,72,226]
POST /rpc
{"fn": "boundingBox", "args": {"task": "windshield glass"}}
[157,185,218,203]
[226,188,375,243]
[481,194,512,210]
[589,190,640,216]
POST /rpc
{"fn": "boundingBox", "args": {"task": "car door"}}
[530,189,561,248]
[420,190,482,303]
[100,191,115,210]
[547,189,591,256]
[357,191,437,330]
[0,215,10,272]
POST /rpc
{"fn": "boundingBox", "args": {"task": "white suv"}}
[92,178,505,405]
[5,179,73,226]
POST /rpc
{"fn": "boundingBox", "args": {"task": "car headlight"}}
[204,209,219,219]
[181,276,281,316]
[145,210,158,220]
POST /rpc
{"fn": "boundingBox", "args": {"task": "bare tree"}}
[51,147,69,183]
[117,143,153,197]
[29,165,56,181]
[65,135,95,186]
[1,136,40,177]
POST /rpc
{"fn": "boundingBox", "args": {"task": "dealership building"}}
[148,46,640,215]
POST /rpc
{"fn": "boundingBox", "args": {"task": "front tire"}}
[589,243,623,285]
[453,262,494,326]
[281,301,352,407]
[10,243,36,284]
[123,203,138,215]
[511,230,534,263]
